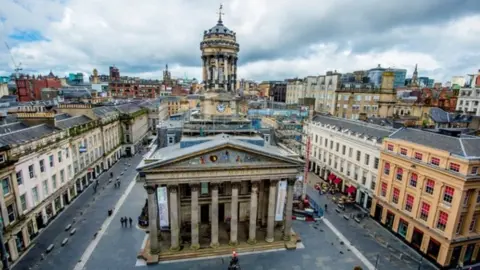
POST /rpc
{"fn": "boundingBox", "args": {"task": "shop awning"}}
[346,185,357,194]
[328,173,336,181]
[333,177,342,184]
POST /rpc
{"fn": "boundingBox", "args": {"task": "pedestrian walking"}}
[324,204,328,213]
[120,217,124,227]
[129,217,133,228]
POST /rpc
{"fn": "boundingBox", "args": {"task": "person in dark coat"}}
[120,217,124,227]
[129,217,133,228]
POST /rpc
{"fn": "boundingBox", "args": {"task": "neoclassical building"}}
[137,7,303,262]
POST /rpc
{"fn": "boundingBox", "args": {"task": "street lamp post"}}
[0,219,9,270]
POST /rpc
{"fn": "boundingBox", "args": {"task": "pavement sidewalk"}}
[305,172,438,270]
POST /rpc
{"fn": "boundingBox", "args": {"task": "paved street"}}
[306,172,438,270]
[82,175,368,270]
[12,153,144,270]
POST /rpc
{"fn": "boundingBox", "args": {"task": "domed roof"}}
[206,21,235,36]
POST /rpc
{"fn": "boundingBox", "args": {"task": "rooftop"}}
[56,115,93,129]
[388,128,480,159]
[0,124,60,147]
[140,134,299,169]
[312,115,396,142]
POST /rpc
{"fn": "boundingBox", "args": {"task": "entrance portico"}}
[137,139,303,260]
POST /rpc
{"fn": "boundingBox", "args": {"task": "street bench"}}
[70,228,77,235]
[65,224,72,231]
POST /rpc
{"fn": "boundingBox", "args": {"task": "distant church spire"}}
[411,64,418,86]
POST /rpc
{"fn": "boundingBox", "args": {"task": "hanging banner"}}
[275,180,287,221]
[157,187,169,228]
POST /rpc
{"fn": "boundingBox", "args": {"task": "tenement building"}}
[305,115,395,209]
[0,100,162,264]
[456,69,480,116]
[370,128,480,269]
[137,8,303,262]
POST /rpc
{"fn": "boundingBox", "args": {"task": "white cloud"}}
[1,0,479,83]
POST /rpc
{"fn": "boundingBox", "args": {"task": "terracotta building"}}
[370,128,480,269]
[15,72,62,102]
[108,79,161,99]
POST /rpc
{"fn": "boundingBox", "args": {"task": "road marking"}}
[73,173,138,270]
[322,218,375,270]
[134,234,149,266]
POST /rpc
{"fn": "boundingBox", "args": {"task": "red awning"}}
[328,174,336,181]
[333,177,342,184]
[346,185,357,194]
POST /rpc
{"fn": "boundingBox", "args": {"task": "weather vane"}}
[217,4,225,23]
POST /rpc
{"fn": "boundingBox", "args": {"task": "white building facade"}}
[305,115,395,209]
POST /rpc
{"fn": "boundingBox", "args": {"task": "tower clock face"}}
[216,103,226,113]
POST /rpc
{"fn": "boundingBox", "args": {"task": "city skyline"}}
[1,0,480,82]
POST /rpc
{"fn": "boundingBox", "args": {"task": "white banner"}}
[157,187,169,228]
[275,180,287,221]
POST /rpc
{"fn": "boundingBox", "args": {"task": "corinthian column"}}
[211,183,219,248]
[168,185,180,251]
[190,184,200,250]
[266,179,278,243]
[230,182,239,246]
[224,56,229,83]
[146,185,159,253]
[283,178,295,241]
[248,181,259,244]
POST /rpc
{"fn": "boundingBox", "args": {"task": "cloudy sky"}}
[1,0,480,83]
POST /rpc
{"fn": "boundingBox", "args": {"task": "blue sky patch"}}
[8,29,49,42]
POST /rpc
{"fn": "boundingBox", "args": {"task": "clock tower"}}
[199,5,241,118]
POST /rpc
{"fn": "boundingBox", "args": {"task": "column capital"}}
[211,183,219,190]
[190,183,200,191]
[269,179,279,187]
[231,182,241,189]
[145,185,156,194]
[167,185,178,193]
[251,181,259,190]
[287,178,296,186]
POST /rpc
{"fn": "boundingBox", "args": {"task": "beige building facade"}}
[370,128,480,268]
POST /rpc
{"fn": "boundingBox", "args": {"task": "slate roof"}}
[139,134,302,170]
[389,128,480,158]
[92,106,118,118]
[56,115,92,129]
[0,124,59,147]
[0,122,29,134]
[115,103,143,114]
[312,115,396,142]
[54,113,71,121]
[429,108,472,124]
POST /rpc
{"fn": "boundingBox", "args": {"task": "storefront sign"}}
[275,180,287,221]
[157,187,169,228]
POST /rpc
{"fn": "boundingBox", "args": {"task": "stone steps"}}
[158,241,286,261]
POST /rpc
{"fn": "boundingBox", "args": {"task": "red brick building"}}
[15,72,62,101]
[108,79,161,99]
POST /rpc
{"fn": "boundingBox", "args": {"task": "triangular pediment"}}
[140,140,303,171]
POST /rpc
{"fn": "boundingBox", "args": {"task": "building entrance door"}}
[201,204,209,223]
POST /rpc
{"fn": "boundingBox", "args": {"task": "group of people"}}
[114,178,121,188]
[121,216,133,228]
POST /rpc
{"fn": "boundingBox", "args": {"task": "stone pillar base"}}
[210,242,220,249]
[283,235,291,241]
[265,237,274,243]
[150,248,160,254]
[169,246,180,252]
[190,244,200,250]
[247,239,257,245]
[229,240,238,246]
